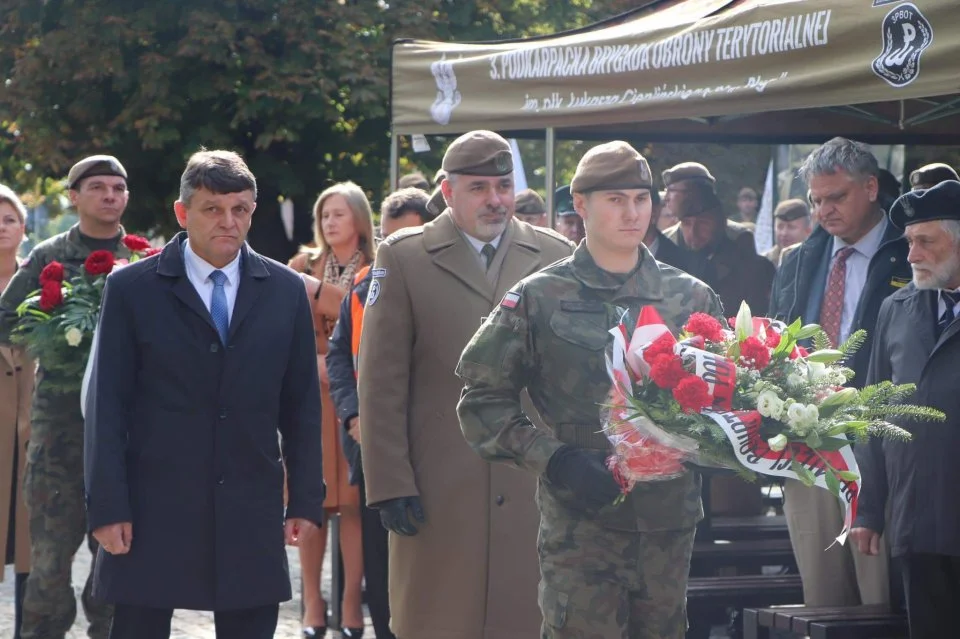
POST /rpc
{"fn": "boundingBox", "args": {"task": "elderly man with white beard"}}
[853,179,960,639]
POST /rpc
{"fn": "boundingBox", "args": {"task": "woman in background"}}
[0,184,33,639]
[289,182,374,638]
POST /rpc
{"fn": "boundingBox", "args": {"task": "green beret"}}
[514,189,545,215]
[774,199,810,222]
[662,162,716,188]
[570,141,652,194]
[441,130,513,177]
[67,155,127,189]
[890,180,960,229]
[909,163,959,190]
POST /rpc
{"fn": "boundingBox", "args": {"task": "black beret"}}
[554,185,576,216]
[890,179,960,229]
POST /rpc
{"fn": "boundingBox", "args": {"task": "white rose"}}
[786,402,807,428]
[767,434,788,452]
[64,327,83,347]
[756,390,784,420]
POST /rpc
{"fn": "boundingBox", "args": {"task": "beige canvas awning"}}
[391,0,960,143]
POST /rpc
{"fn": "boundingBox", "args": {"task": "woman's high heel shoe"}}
[341,628,364,639]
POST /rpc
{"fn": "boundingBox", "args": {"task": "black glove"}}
[376,496,425,536]
[546,445,622,510]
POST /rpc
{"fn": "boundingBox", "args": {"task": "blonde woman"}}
[0,185,32,639]
[289,181,374,638]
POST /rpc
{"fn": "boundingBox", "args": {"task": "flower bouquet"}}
[602,302,945,541]
[12,235,157,392]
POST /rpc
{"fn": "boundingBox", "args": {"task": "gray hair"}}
[0,184,27,224]
[943,219,960,245]
[178,150,257,205]
[798,137,880,185]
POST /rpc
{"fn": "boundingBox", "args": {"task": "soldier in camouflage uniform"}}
[0,156,133,639]
[456,141,725,638]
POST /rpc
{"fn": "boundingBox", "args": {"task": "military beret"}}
[890,180,960,229]
[514,189,545,216]
[672,186,723,220]
[398,172,430,191]
[441,130,513,176]
[426,186,447,217]
[662,162,716,188]
[554,185,577,216]
[774,198,810,222]
[570,141,652,194]
[909,163,959,190]
[67,155,127,189]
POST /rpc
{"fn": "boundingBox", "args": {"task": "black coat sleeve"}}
[279,283,326,525]
[327,292,358,426]
[84,276,137,531]
[853,299,892,533]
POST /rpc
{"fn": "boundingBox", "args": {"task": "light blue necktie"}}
[209,270,229,344]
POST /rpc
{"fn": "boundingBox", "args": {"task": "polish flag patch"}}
[500,291,521,310]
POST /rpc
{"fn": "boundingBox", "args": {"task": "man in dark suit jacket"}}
[83,150,326,639]
[643,186,693,273]
[853,181,960,638]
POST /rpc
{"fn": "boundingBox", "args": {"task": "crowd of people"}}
[0,131,956,639]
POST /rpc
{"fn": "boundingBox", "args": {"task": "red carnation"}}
[684,312,724,342]
[122,235,151,251]
[642,332,676,365]
[649,354,687,390]
[38,281,63,311]
[84,250,115,276]
[39,261,65,285]
[144,247,162,257]
[789,346,810,360]
[765,331,782,349]
[740,336,771,370]
[673,375,712,414]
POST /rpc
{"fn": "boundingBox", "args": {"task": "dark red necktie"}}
[819,247,855,347]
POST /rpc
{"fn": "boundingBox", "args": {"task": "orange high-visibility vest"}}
[350,265,371,378]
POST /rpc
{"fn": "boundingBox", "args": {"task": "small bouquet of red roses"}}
[602,302,944,542]
[12,235,157,391]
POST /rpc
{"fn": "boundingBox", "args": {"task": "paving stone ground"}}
[0,528,373,638]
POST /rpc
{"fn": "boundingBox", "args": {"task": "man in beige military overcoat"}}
[358,130,574,639]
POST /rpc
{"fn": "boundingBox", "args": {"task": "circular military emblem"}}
[494,152,510,173]
[367,278,381,306]
[871,3,933,88]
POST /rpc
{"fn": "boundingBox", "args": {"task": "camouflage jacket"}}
[456,242,724,531]
[0,224,130,401]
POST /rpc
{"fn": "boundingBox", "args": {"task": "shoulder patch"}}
[371,267,387,278]
[381,226,424,246]
[366,278,382,306]
[500,291,522,310]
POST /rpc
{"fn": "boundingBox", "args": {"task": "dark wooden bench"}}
[686,574,803,639]
[743,604,908,639]
[691,537,797,575]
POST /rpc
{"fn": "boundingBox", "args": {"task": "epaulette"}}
[531,225,576,248]
[380,225,425,246]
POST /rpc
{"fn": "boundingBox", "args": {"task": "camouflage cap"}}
[890,179,960,229]
[909,163,959,190]
[773,198,810,222]
[426,186,447,217]
[554,185,577,216]
[570,141,652,194]
[441,130,513,176]
[515,189,545,215]
[662,162,716,188]
[67,155,128,189]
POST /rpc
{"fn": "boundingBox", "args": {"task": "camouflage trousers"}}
[537,512,696,639]
[21,416,112,639]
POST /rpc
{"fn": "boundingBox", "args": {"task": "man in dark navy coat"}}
[83,150,326,639]
[853,181,960,639]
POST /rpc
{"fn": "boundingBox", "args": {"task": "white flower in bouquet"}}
[64,327,83,347]
[806,361,831,383]
[786,372,806,390]
[786,402,819,434]
[828,368,848,386]
[756,390,785,420]
[767,433,788,452]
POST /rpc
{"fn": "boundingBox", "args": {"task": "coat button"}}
[217,475,225,485]
[495,495,505,506]
[219,409,226,420]
[210,343,219,353]
[4,371,11,377]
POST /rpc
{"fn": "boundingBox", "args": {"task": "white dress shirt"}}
[183,240,242,321]
[461,229,505,270]
[829,216,887,345]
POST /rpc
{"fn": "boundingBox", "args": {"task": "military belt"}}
[553,423,610,451]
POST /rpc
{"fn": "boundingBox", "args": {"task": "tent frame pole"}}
[545,127,556,230]
[390,134,399,191]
